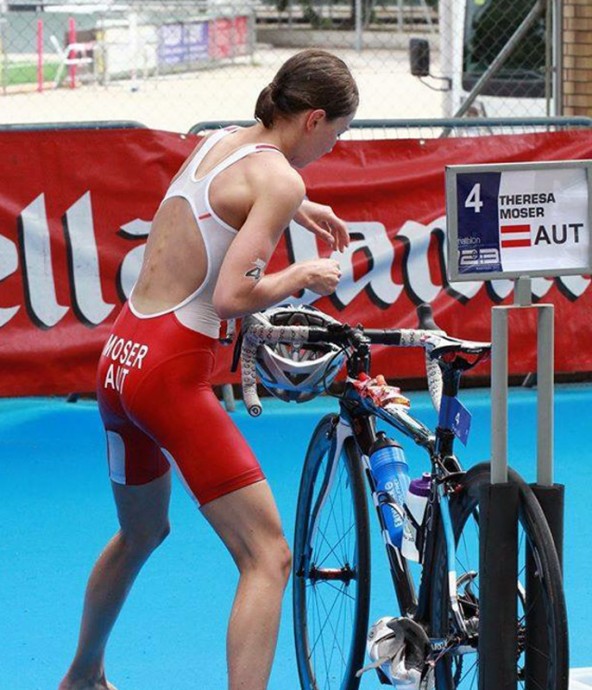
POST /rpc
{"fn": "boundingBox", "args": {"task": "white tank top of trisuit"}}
[128,127,282,338]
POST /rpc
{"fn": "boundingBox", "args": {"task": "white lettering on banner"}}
[532,277,554,300]
[118,219,150,299]
[488,279,514,301]
[483,276,553,302]
[397,220,443,304]
[283,220,323,306]
[0,234,20,328]
[0,195,152,330]
[334,222,403,308]
[20,194,69,328]
[286,220,403,308]
[557,274,590,300]
[64,192,116,325]
[0,193,590,333]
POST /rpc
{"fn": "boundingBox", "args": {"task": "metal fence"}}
[189,115,592,139]
[0,0,561,133]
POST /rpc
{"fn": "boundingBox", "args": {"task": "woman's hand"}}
[302,258,342,296]
[294,199,350,252]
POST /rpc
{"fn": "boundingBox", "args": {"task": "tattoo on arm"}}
[245,258,266,281]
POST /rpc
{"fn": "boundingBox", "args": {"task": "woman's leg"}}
[201,480,292,690]
[58,470,172,690]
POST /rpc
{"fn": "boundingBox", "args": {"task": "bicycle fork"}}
[304,416,352,571]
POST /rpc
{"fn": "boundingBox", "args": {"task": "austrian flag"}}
[500,224,532,248]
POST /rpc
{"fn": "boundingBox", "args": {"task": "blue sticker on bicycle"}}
[441,395,472,446]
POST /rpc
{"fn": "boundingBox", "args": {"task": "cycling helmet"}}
[253,304,346,403]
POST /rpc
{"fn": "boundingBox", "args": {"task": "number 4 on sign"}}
[465,183,484,213]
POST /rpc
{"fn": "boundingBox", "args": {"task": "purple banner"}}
[158,21,209,66]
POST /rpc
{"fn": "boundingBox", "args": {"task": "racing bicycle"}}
[236,303,568,690]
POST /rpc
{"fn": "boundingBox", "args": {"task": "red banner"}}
[1,127,591,396]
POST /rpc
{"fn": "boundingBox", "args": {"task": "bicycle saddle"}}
[422,333,491,371]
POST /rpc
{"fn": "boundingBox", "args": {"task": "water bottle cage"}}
[403,504,422,532]
[375,491,416,557]
[404,503,426,557]
[376,491,402,511]
[375,491,406,527]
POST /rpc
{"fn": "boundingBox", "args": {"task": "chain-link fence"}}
[0,0,559,133]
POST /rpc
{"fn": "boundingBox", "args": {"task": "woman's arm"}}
[293,198,351,252]
[213,167,342,320]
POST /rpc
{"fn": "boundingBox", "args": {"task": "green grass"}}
[2,61,60,87]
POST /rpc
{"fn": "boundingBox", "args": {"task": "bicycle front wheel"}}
[430,463,568,690]
[293,414,371,690]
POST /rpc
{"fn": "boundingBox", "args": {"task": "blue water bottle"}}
[368,433,410,548]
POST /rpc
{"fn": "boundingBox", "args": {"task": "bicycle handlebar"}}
[239,310,446,417]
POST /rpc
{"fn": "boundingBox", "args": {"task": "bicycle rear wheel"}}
[293,414,371,690]
[430,463,568,690]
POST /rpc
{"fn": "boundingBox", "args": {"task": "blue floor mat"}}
[1,385,590,689]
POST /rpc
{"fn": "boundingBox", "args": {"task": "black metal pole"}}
[525,483,566,690]
[479,481,519,690]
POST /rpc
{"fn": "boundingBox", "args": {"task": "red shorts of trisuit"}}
[96,303,264,506]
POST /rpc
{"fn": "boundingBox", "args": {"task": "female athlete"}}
[58,48,358,690]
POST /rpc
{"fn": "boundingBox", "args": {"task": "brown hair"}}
[254,49,359,128]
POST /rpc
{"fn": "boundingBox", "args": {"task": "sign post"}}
[446,158,592,484]
[445,159,591,690]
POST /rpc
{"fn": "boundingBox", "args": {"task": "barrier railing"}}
[0,119,147,131]
[189,116,592,139]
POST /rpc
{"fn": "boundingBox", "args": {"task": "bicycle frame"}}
[238,306,492,663]
[303,355,473,652]
[239,307,568,690]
